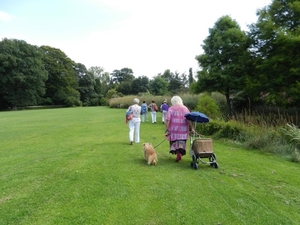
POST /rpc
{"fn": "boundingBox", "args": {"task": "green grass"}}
[0,107,299,225]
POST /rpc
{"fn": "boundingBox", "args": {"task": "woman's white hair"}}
[133,98,140,104]
[171,95,183,106]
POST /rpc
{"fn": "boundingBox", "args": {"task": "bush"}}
[211,92,227,115]
[100,98,108,106]
[196,121,222,136]
[195,94,221,119]
[65,97,82,107]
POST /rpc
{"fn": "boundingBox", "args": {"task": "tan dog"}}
[143,143,157,165]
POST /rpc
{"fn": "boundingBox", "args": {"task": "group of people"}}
[126,96,195,162]
[140,100,169,124]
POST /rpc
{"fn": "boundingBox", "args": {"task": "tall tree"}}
[0,38,48,109]
[110,68,134,84]
[40,46,80,106]
[149,76,168,95]
[88,66,110,97]
[74,63,97,106]
[194,15,250,116]
[131,76,150,95]
[247,0,300,107]
[188,68,195,87]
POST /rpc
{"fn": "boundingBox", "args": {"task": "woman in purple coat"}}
[165,96,194,162]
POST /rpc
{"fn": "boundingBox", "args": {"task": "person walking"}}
[165,96,194,162]
[126,98,141,145]
[161,100,169,124]
[141,101,148,122]
[148,100,158,124]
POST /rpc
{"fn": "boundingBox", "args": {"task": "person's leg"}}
[162,111,166,123]
[146,112,148,122]
[151,112,154,123]
[134,121,140,143]
[175,151,182,162]
[154,111,157,123]
[141,114,145,122]
[128,121,134,144]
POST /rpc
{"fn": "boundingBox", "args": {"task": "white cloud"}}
[0,11,12,21]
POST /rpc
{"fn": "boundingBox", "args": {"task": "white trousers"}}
[162,110,167,122]
[150,111,156,123]
[129,117,141,143]
[141,113,148,122]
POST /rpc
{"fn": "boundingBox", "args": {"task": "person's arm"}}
[165,120,170,130]
[164,120,170,136]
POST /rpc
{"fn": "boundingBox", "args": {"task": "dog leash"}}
[154,138,167,148]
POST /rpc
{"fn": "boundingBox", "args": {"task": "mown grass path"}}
[0,107,299,225]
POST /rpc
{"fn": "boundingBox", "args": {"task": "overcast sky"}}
[0,0,272,77]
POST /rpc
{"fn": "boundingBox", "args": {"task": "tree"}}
[40,46,80,105]
[131,76,150,94]
[194,15,250,117]
[89,66,110,96]
[149,76,168,95]
[0,38,48,109]
[111,68,135,84]
[160,69,188,94]
[247,0,300,107]
[188,68,195,87]
[168,71,186,94]
[74,63,97,106]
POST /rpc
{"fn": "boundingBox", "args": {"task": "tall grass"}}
[108,94,201,110]
[1,107,300,224]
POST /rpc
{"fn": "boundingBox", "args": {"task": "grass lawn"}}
[0,107,299,225]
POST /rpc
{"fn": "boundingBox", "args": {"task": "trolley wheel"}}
[190,162,194,168]
[213,162,219,169]
[192,154,197,162]
[212,153,217,161]
[193,163,198,170]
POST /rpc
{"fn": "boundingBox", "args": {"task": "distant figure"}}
[148,100,158,124]
[126,98,141,145]
[141,101,148,122]
[160,100,169,124]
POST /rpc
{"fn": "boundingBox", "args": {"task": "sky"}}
[0,0,273,78]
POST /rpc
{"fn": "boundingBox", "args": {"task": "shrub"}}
[211,92,227,115]
[196,121,222,136]
[100,98,108,106]
[214,120,246,141]
[195,94,221,119]
[65,97,82,107]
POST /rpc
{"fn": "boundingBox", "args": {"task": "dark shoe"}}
[130,141,133,145]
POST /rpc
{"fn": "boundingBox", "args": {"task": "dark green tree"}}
[89,66,110,97]
[111,68,135,84]
[194,15,250,116]
[131,76,150,94]
[168,72,186,94]
[188,68,195,87]
[149,76,168,95]
[40,46,80,106]
[0,38,48,109]
[74,63,98,106]
[160,69,188,94]
[247,0,300,107]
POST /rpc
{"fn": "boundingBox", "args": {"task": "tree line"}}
[0,39,192,109]
[1,0,299,113]
[193,0,300,116]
